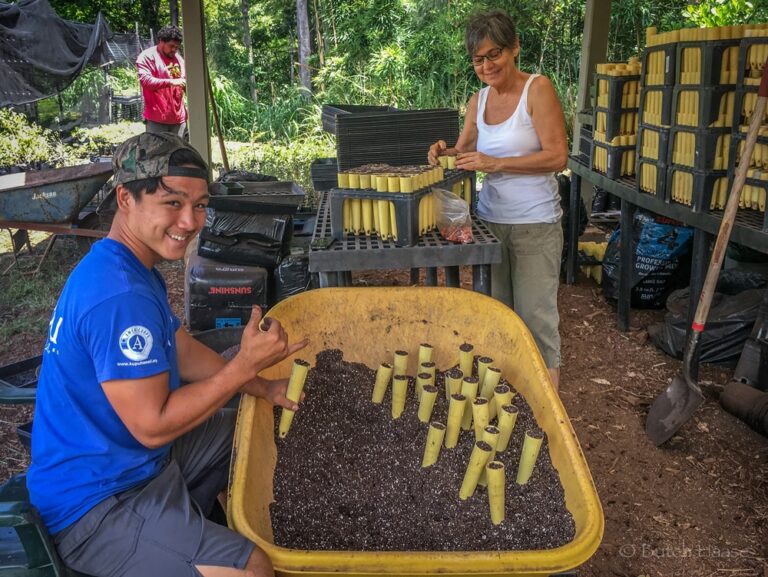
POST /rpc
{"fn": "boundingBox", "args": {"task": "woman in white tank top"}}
[428,9,568,389]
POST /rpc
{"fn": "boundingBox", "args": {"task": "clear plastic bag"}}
[433,187,474,244]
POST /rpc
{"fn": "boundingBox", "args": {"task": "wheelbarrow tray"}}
[0,163,113,223]
[229,287,603,577]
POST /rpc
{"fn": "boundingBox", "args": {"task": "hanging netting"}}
[0,0,146,107]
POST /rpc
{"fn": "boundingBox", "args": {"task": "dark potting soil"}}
[270,349,576,552]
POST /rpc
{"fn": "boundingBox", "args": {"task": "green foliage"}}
[683,0,761,27]
[69,122,145,157]
[0,109,73,168]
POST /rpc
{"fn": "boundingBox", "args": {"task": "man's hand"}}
[170,78,186,88]
[240,376,304,411]
[231,306,309,383]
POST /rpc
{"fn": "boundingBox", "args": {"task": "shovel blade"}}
[646,374,706,446]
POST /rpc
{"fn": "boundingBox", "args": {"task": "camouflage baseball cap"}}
[112,132,208,186]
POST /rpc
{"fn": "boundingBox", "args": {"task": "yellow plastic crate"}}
[229,287,603,577]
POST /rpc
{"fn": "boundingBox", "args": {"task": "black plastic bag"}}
[648,270,768,366]
[198,210,291,268]
[602,210,694,308]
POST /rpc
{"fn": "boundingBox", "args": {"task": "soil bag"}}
[602,210,693,308]
[198,209,291,268]
[648,270,768,366]
[433,187,473,244]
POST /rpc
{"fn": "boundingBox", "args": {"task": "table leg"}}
[473,264,491,295]
[410,268,420,285]
[618,201,636,332]
[566,172,582,285]
[445,266,460,287]
[425,268,438,286]
[341,271,353,287]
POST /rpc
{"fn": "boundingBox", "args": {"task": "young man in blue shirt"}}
[28,132,307,577]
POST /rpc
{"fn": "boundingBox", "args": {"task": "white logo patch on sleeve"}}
[119,326,154,361]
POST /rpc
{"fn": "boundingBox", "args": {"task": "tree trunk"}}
[169,0,179,27]
[312,0,325,91]
[240,0,258,102]
[296,0,312,97]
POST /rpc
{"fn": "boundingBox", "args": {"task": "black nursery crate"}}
[578,125,593,164]
[335,108,459,171]
[590,140,637,180]
[310,157,338,192]
[637,124,670,163]
[675,40,741,87]
[732,88,768,129]
[328,187,433,247]
[737,36,768,88]
[667,165,729,212]
[671,85,735,128]
[593,108,639,145]
[641,44,676,87]
[637,159,668,199]
[594,73,641,110]
[321,104,398,134]
[725,174,768,215]
[668,126,732,171]
[728,132,768,177]
[208,181,306,214]
[639,86,674,127]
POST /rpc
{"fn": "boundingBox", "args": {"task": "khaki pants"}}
[484,220,563,369]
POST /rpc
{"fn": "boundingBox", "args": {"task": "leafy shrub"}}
[0,108,73,168]
[69,121,144,157]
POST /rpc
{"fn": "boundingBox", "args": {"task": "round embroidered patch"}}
[119,326,154,361]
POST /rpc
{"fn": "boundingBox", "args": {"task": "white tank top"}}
[475,75,562,224]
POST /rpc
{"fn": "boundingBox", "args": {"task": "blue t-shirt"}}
[27,239,182,533]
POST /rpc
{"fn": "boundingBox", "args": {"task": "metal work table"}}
[566,153,768,344]
[309,192,501,294]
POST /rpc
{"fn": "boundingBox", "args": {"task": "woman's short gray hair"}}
[464,9,518,55]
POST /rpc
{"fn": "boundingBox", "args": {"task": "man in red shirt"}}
[137,25,188,139]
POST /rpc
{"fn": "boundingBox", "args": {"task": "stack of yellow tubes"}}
[578,241,608,285]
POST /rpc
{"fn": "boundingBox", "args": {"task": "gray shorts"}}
[53,409,255,577]
[145,119,188,140]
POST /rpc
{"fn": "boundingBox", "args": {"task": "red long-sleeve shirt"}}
[136,46,188,125]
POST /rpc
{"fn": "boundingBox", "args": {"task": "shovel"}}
[646,62,768,446]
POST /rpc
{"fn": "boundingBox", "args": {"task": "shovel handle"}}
[691,61,768,333]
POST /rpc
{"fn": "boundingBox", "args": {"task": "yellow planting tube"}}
[337,172,349,188]
[497,404,519,451]
[391,374,409,419]
[459,343,474,376]
[478,425,501,487]
[438,155,449,168]
[446,155,456,169]
[371,362,393,404]
[361,198,373,235]
[487,461,505,525]
[400,176,413,193]
[492,384,514,421]
[416,372,431,398]
[387,176,400,193]
[351,198,362,234]
[421,421,446,467]
[479,366,502,400]
[342,199,351,233]
[444,368,463,402]
[418,384,439,423]
[516,429,545,485]
[471,397,490,439]
[460,376,480,431]
[477,356,493,387]
[459,440,492,500]
[377,200,390,239]
[360,173,372,189]
[393,349,409,377]
[420,362,436,384]
[278,359,310,438]
[348,172,360,189]
[390,201,398,241]
[376,175,388,193]
[445,393,467,448]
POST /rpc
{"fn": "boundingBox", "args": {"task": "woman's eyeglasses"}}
[471,47,504,66]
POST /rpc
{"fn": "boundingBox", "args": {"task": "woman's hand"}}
[455,151,496,173]
[428,140,448,166]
